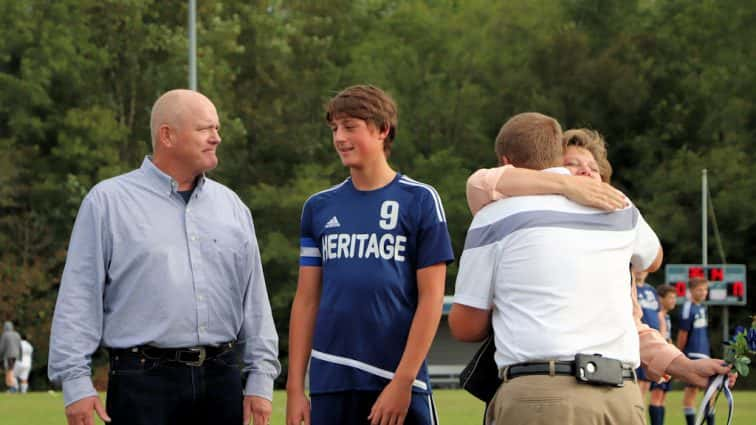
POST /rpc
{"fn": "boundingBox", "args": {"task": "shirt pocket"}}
[201,223,249,283]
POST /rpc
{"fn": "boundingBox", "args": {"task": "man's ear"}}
[157,125,174,148]
[499,155,511,166]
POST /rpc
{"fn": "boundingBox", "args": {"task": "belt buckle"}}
[178,347,206,367]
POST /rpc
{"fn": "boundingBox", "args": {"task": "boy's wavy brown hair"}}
[326,85,398,156]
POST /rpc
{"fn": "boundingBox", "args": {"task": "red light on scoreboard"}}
[733,281,744,298]
[708,267,724,281]
[676,282,687,297]
[688,267,705,278]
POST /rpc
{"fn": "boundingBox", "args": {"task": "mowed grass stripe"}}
[1,389,754,424]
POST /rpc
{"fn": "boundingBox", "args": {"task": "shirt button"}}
[190,235,197,241]
[186,208,191,214]
[199,326,206,333]
[197,295,204,302]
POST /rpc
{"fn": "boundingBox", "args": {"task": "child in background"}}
[677,277,712,425]
[648,284,677,425]
[635,270,661,399]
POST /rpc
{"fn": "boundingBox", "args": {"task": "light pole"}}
[188,0,197,90]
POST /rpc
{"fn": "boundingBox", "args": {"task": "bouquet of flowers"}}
[696,316,756,425]
[724,316,756,376]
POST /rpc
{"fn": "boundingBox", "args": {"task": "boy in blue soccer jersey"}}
[649,284,678,425]
[635,270,662,398]
[677,277,712,425]
[286,85,454,425]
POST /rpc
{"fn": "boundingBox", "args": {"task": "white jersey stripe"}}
[311,349,428,390]
[299,247,321,257]
[688,352,711,359]
[399,177,446,222]
[428,394,439,425]
[401,176,446,222]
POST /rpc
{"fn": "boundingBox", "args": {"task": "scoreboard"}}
[664,264,747,306]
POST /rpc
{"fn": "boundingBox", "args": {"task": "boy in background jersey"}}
[635,270,661,398]
[649,284,678,425]
[13,336,33,393]
[677,277,712,425]
[286,85,454,425]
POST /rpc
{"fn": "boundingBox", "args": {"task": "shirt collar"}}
[542,166,571,175]
[140,156,207,197]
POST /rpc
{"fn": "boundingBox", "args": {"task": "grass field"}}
[1,389,754,424]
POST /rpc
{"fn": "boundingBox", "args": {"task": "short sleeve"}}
[415,187,454,269]
[299,198,322,267]
[630,208,661,271]
[453,215,497,310]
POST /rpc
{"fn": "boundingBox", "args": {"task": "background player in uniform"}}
[657,285,678,345]
[635,270,661,398]
[286,85,454,425]
[677,277,712,425]
[0,321,21,392]
[13,336,33,394]
[648,284,678,425]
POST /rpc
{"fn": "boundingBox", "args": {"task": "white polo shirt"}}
[453,168,660,369]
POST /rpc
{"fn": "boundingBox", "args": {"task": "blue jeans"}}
[106,348,242,425]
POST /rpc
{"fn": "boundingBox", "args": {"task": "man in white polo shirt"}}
[449,113,731,424]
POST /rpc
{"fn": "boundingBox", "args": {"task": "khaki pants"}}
[487,375,646,425]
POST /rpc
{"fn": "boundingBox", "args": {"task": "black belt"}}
[504,361,635,381]
[109,341,235,367]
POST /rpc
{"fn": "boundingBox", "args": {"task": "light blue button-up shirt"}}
[49,157,280,406]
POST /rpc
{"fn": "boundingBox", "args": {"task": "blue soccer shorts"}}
[311,390,439,425]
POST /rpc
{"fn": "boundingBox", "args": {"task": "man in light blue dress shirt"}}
[48,89,280,425]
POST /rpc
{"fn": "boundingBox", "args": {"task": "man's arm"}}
[48,194,110,410]
[240,215,281,425]
[466,166,626,215]
[632,274,683,381]
[448,304,492,342]
[657,311,668,342]
[369,263,446,425]
[632,255,729,387]
[629,218,726,388]
[450,211,496,342]
[285,266,322,425]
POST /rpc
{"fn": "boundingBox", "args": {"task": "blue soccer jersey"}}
[299,174,454,395]
[636,284,661,330]
[679,301,710,358]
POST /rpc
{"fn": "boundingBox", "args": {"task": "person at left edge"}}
[286,85,454,425]
[48,89,281,425]
[1,321,22,392]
